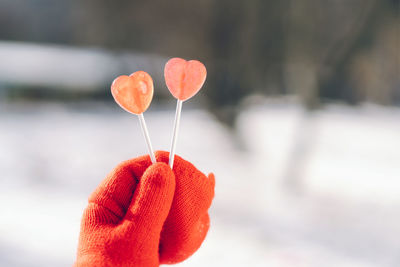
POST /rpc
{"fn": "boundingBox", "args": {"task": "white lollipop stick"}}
[138,113,156,164]
[169,99,183,168]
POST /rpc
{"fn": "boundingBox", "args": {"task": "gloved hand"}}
[74,151,215,267]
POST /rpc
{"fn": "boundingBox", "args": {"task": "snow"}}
[1,100,399,266]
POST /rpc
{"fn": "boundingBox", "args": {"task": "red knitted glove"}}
[74,152,215,267]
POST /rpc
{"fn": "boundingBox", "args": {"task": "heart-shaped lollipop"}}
[164,58,207,101]
[111,71,154,115]
[164,58,207,168]
[111,70,156,163]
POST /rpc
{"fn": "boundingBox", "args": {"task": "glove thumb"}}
[121,162,175,241]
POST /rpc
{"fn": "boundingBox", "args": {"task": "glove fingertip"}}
[145,162,175,189]
[155,151,170,164]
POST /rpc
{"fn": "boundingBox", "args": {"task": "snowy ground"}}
[1,99,400,267]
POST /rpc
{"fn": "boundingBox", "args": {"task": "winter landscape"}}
[1,99,399,267]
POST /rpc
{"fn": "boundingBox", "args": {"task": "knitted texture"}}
[74,151,215,266]
[156,152,215,264]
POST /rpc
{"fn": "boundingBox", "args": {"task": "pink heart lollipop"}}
[164,58,207,101]
[164,58,207,168]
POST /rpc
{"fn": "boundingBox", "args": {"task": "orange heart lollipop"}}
[111,70,156,163]
[164,58,207,101]
[111,71,154,114]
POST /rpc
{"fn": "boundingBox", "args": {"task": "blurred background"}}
[0,0,399,266]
